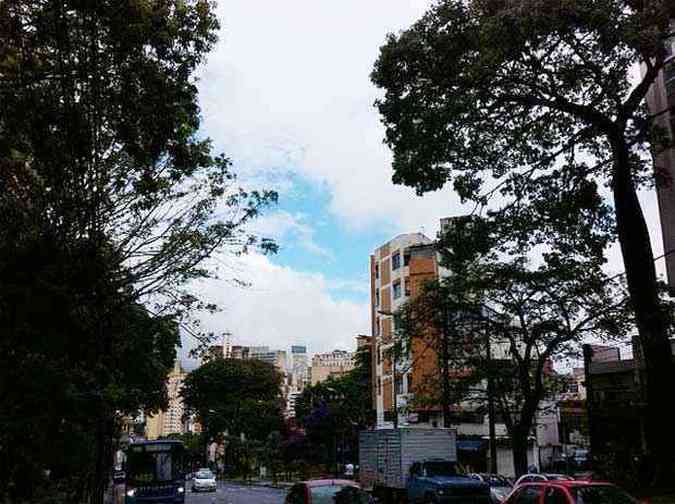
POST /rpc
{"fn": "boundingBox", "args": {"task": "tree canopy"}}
[181,358,285,444]
[372,0,675,481]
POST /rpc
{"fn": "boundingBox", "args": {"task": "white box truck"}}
[359,428,489,503]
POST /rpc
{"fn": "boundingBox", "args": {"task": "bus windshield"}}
[126,443,185,484]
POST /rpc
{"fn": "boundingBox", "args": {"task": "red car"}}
[503,480,643,504]
[285,479,373,504]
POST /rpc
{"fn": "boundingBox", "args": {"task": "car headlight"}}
[177,486,185,494]
[126,488,136,497]
[437,488,450,496]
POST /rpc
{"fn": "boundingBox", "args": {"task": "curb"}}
[222,479,294,490]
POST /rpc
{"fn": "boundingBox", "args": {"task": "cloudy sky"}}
[181,0,668,363]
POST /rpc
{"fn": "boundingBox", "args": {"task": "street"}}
[188,481,287,504]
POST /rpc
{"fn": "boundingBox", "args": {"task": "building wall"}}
[370,232,434,428]
[645,25,675,286]
[310,350,355,385]
[146,360,187,439]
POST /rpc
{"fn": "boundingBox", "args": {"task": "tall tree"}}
[395,216,632,475]
[372,0,675,481]
[181,358,285,445]
[0,1,276,501]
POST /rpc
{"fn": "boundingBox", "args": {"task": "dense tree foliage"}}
[294,346,373,469]
[395,216,632,475]
[0,1,276,502]
[372,0,675,481]
[181,358,285,445]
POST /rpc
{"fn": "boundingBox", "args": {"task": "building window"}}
[375,263,379,279]
[395,375,402,395]
[375,288,380,306]
[377,378,382,395]
[384,411,396,422]
[392,251,401,270]
[404,252,410,266]
[406,373,413,391]
[375,318,380,336]
[393,280,402,299]
[404,277,411,297]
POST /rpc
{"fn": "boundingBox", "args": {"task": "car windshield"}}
[309,485,370,504]
[425,461,458,477]
[195,470,213,479]
[571,486,637,504]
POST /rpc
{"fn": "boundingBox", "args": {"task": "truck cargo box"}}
[359,428,457,491]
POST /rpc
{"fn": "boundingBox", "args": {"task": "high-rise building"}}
[248,346,288,372]
[310,350,356,385]
[644,22,675,286]
[290,345,309,389]
[370,232,438,427]
[145,360,188,439]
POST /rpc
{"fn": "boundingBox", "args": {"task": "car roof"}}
[303,479,359,488]
[524,481,613,487]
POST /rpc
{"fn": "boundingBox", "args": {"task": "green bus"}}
[124,440,186,504]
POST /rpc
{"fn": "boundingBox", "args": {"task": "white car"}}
[192,469,217,492]
[514,473,574,487]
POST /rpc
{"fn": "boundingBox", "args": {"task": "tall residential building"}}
[310,350,356,385]
[370,232,437,427]
[145,360,188,439]
[645,22,675,286]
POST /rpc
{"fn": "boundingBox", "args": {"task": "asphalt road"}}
[188,481,287,504]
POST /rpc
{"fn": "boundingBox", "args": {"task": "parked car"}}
[191,468,217,493]
[502,480,640,504]
[514,473,574,487]
[407,460,490,503]
[285,479,373,504]
[468,474,513,503]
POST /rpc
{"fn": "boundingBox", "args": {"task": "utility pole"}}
[484,312,498,474]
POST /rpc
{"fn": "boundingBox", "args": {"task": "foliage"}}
[0,0,276,501]
[372,0,675,480]
[394,216,632,475]
[181,358,285,445]
[162,432,206,470]
[294,345,373,466]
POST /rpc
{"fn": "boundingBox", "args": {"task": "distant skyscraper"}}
[290,345,309,389]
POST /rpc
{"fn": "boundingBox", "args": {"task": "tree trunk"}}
[511,427,530,477]
[611,136,675,484]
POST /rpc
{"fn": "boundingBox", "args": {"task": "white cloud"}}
[181,253,370,363]
[197,0,463,235]
[253,210,333,259]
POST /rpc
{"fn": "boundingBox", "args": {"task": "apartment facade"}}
[310,350,356,385]
[645,22,675,286]
[145,360,188,439]
[369,223,542,476]
[369,232,437,427]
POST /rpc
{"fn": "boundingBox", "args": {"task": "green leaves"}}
[181,359,285,444]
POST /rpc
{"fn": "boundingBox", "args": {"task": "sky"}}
[180,0,668,366]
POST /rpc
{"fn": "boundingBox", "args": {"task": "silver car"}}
[192,469,217,492]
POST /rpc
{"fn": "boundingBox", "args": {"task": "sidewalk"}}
[222,478,295,490]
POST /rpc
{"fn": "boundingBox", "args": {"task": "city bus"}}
[124,440,186,504]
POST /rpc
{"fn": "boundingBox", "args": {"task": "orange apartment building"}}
[369,220,544,475]
[370,230,444,428]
